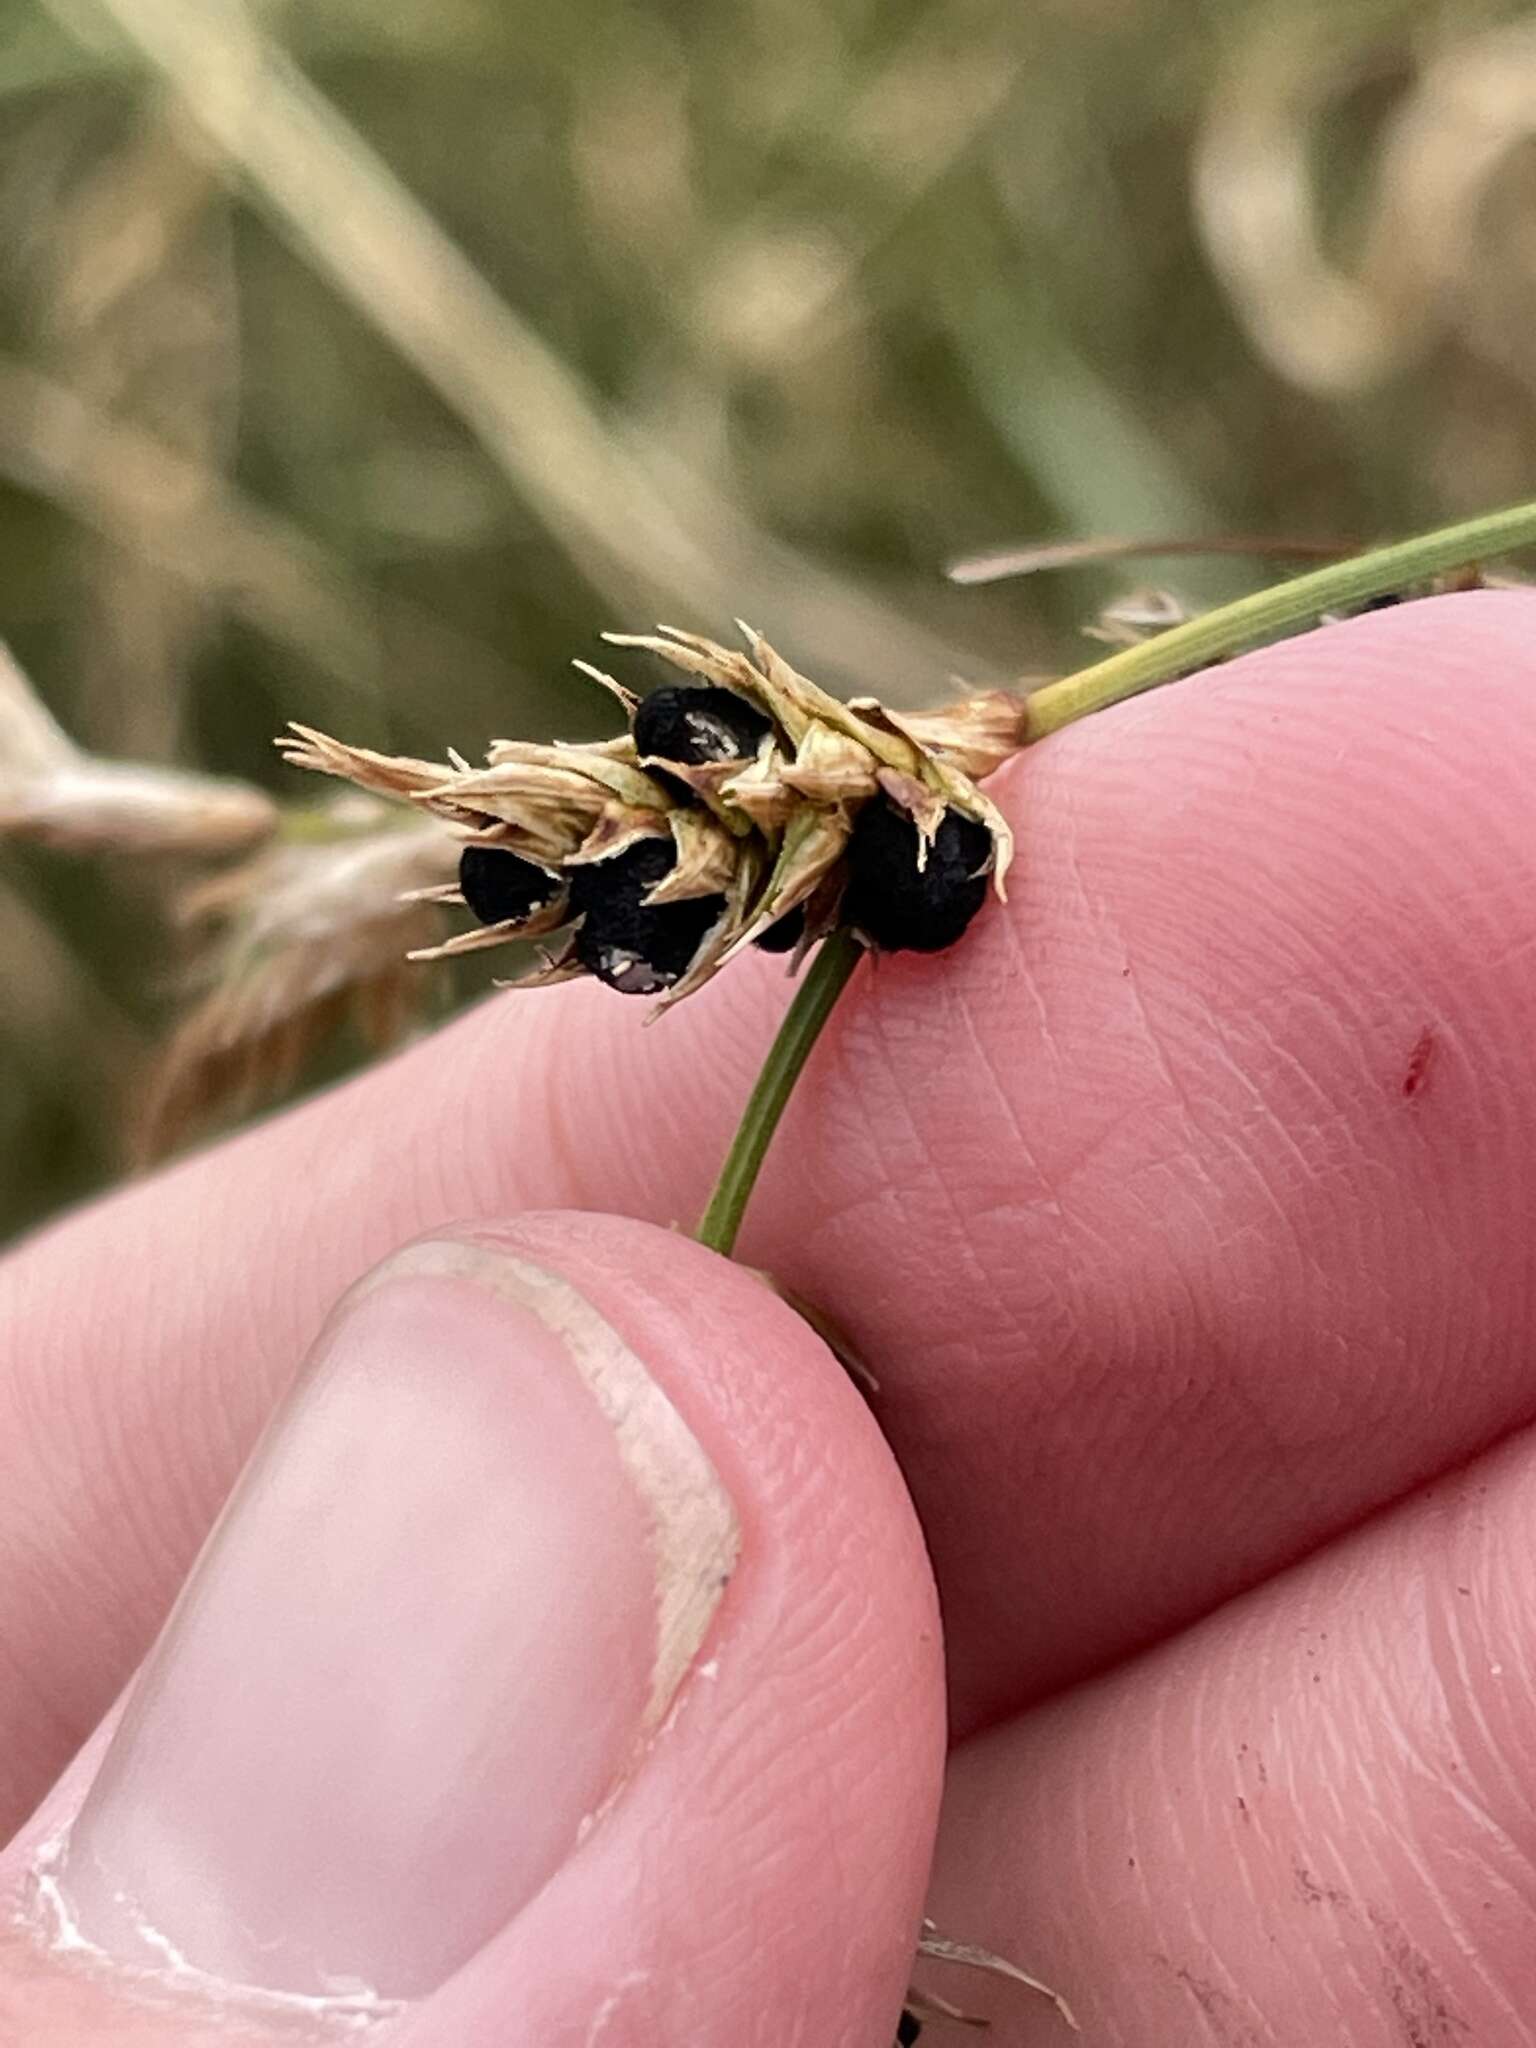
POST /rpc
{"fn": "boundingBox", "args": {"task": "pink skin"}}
[0,592,1534,2037]
[0,1220,943,2044]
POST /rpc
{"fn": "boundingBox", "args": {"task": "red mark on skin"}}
[1401,1027,1437,1101]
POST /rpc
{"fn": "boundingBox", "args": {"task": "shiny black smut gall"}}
[896,2011,923,2046]
[459,844,563,926]
[839,796,992,953]
[569,838,725,994]
[632,684,773,769]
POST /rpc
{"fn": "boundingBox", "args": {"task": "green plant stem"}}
[697,494,1536,1260]
[695,928,864,1256]
[1024,496,1536,740]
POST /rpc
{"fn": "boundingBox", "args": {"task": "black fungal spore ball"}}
[840,796,992,954]
[753,903,806,954]
[570,837,725,995]
[458,844,563,927]
[632,684,773,769]
[896,2011,923,2046]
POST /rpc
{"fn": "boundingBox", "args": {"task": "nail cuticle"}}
[15,1832,402,2036]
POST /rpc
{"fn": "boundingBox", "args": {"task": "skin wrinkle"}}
[1004,883,1071,1073]
[1044,1091,1167,1200]
[524,1058,598,1226]
[1370,1917,1473,2048]
[1212,1064,1384,1302]
[1218,1002,1424,1442]
[1426,1817,1536,2044]
[1102,1162,1225,1402]
[448,999,582,1224]
[5,1302,87,1553]
[156,1161,275,1507]
[986,918,1134,1230]
[671,1676,859,2037]
[1168,1945,1268,2048]
[863,986,1000,1367]
[1327,1486,1534,2023]
[0,1597,77,1794]
[1428,1172,1511,1425]
[1421,1548,1536,1862]
[1489,928,1536,975]
[1213,1033,1350,1285]
[950,956,1062,1234]
[415,1061,494,1229]
[1061,831,1388,1466]
[913,995,1073,1376]
[1410,1767,1536,1982]
[841,1003,922,1250]
[1024,1433,1536,2023]
[1207,1730,1292,2027]
[980,939,1195,1359]
[1112,946,1206,1148]
[1054,803,1113,967]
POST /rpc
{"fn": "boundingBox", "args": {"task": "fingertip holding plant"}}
[279,622,1030,1258]
[274,497,1536,2038]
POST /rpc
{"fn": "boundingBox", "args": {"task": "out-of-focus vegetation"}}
[3,0,1536,1240]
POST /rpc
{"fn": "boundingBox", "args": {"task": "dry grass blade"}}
[0,356,522,707]
[277,725,459,803]
[0,642,277,854]
[1194,15,1536,396]
[947,533,1362,585]
[915,1922,1078,2032]
[53,0,975,686]
[137,814,456,1158]
[902,1985,987,2029]
[0,870,140,1051]
[0,640,73,778]
[23,95,237,764]
[698,3,1029,365]
[1081,586,1197,648]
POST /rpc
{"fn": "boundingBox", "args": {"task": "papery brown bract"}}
[280,623,1026,1005]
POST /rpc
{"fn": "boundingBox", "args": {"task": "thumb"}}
[0,1216,944,2047]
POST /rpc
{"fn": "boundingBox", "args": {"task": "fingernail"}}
[46,1237,739,2006]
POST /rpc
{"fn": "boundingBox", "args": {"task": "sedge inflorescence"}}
[280,623,1027,1007]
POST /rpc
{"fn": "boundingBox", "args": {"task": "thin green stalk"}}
[696,929,864,1256]
[697,495,1536,1259]
[1025,496,1536,740]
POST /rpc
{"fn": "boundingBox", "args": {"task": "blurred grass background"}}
[3,0,1535,1240]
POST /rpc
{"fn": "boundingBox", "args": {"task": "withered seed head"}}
[277,624,1027,1006]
